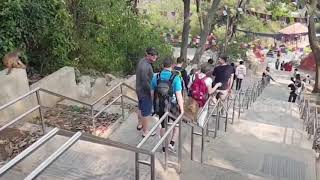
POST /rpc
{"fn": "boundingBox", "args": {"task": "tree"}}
[307,0,320,92]
[192,0,222,64]
[180,0,191,61]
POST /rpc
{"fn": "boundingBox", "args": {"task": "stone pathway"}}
[184,69,316,180]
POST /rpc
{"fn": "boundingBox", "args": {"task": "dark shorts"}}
[138,96,153,117]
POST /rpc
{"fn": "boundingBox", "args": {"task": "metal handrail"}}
[0,128,59,176]
[190,97,221,163]
[0,105,40,132]
[93,95,122,118]
[152,113,184,153]
[0,87,40,111]
[24,132,82,180]
[91,82,123,106]
[190,78,267,164]
[39,88,92,107]
[137,112,169,148]
[0,82,161,180]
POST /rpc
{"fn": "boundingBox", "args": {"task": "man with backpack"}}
[212,55,234,100]
[174,57,189,92]
[136,47,158,137]
[152,57,184,152]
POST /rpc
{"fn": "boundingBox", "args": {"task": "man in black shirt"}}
[136,47,158,136]
[212,55,234,100]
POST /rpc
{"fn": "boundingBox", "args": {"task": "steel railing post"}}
[36,90,45,134]
[164,116,168,170]
[214,107,219,138]
[135,152,139,180]
[178,121,182,173]
[120,85,125,121]
[232,93,236,124]
[151,154,156,180]
[191,126,194,160]
[91,106,96,135]
[200,128,205,163]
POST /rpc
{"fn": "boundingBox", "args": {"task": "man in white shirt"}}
[235,61,247,90]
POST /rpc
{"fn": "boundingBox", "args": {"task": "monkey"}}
[2,49,26,75]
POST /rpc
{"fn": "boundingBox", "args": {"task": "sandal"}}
[137,124,143,131]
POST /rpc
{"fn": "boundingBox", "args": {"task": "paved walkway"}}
[182,70,316,180]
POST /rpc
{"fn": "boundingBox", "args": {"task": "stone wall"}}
[0,66,138,124]
[0,69,37,124]
[30,66,79,107]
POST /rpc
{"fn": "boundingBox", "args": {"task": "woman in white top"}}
[235,61,247,90]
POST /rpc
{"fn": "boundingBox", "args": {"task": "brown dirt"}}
[0,128,42,164]
[42,104,122,134]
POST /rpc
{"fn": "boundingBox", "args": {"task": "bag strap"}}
[156,72,161,85]
[168,73,176,85]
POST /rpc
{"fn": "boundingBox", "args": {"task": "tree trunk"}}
[192,0,222,64]
[226,0,248,45]
[198,12,203,32]
[308,0,320,93]
[180,0,191,61]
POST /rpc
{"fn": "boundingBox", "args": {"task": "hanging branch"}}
[192,0,222,64]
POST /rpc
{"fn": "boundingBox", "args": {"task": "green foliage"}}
[266,1,296,19]
[248,0,267,12]
[0,0,75,74]
[71,0,171,74]
[239,15,281,33]
[0,0,171,75]
[141,0,203,37]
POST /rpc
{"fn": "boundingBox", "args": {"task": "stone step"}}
[0,132,179,180]
[0,134,69,180]
[192,128,316,180]
[181,159,270,180]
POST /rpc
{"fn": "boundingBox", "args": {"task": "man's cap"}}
[146,47,158,56]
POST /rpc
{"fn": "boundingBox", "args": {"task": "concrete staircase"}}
[0,70,317,180]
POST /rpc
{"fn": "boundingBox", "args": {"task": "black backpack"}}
[154,72,176,117]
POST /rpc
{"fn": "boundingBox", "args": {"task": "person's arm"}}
[290,77,295,83]
[176,92,184,114]
[182,69,189,88]
[208,82,222,94]
[228,74,234,91]
[268,75,275,82]
[244,67,247,76]
[174,77,184,114]
[151,74,157,100]
[235,67,239,77]
[141,66,154,95]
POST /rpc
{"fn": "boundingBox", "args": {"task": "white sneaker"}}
[142,130,156,138]
[168,144,176,153]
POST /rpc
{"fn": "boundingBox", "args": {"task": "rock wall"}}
[0,66,138,124]
[30,67,79,107]
[0,69,37,124]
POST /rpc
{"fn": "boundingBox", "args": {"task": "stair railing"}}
[0,82,180,180]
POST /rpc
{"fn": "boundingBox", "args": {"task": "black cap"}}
[146,47,158,56]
